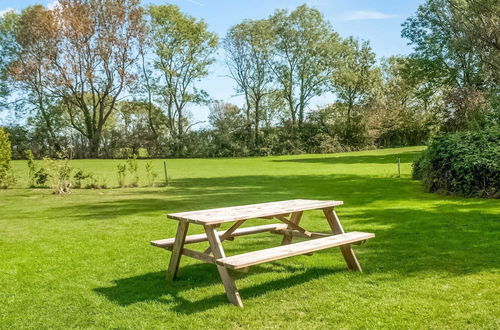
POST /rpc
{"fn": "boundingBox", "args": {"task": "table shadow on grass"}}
[94,264,338,313]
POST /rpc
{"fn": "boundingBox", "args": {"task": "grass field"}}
[1,146,499,329]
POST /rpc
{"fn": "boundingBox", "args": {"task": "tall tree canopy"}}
[224,19,274,148]
[269,5,341,131]
[147,4,218,156]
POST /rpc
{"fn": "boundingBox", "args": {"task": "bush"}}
[25,150,48,187]
[145,161,158,187]
[126,154,139,187]
[0,128,15,188]
[116,163,127,187]
[45,154,72,195]
[412,128,500,198]
[73,169,90,188]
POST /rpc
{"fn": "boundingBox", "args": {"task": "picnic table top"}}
[167,199,343,225]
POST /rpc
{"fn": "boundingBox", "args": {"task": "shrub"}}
[73,169,90,189]
[126,154,139,187]
[45,154,72,195]
[25,150,48,187]
[117,163,127,187]
[0,128,15,188]
[145,161,158,187]
[412,127,500,198]
[26,150,36,187]
[34,168,49,186]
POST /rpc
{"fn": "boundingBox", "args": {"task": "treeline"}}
[0,0,498,159]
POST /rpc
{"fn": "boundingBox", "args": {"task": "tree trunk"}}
[254,99,260,148]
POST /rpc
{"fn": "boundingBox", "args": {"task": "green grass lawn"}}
[1,146,499,329]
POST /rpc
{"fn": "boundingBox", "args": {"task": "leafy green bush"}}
[145,161,158,187]
[116,163,127,187]
[34,168,49,186]
[0,128,15,188]
[25,149,48,187]
[412,128,500,198]
[126,154,139,187]
[73,169,90,189]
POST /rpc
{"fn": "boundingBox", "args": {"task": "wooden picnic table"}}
[151,199,374,307]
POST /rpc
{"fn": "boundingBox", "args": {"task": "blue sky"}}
[0,0,424,126]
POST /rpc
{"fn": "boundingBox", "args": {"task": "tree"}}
[7,0,146,158]
[330,37,380,140]
[402,0,499,131]
[269,5,341,132]
[0,10,17,106]
[208,101,246,156]
[224,19,274,148]
[2,6,63,153]
[147,4,218,156]
[0,127,15,188]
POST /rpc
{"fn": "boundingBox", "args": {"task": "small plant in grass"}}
[145,161,158,187]
[45,153,72,195]
[25,150,36,187]
[117,163,127,187]
[25,149,49,187]
[73,169,90,189]
[34,168,49,186]
[0,128,15,189]
[126,154,139,187]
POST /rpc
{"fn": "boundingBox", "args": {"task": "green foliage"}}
[147,4,218,156]
[116,163,127,188]
[45,154,72,195]
[25,150,36,187]
[73,169,90,189]
[0,128,15,188]
[126,154,139,187]
[413,128,500,198]
[33,167,49,186]
[144,161,158,187]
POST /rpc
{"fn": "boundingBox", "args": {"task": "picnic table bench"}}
[151,199,375,307]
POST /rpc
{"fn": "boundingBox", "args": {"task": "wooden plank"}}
[204,220,246,254]
[151,223,288,248]
[217,232,374,270]
[271,229,331,239]
[164,246,216,264]
[168,199,343,225]
[166,219,189,280]
[204,225,244,307]
[323,207,363,272]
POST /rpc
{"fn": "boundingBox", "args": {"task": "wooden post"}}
[204,225,243,307]
[281,211,303,245]
[163,160,169,186]
[167,219,189,280]
[322,207,362,272]
[397,158,401,178]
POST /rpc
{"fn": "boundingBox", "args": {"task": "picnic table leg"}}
[281,211,303,245]
[167,219,189,280]
[204,225,244,307]
[322,207,362,272]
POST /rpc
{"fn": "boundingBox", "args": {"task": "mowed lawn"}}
[1,146,499,329]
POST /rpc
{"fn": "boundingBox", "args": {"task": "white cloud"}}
[343,10,397,21]
[46,0,60,10]
[0,8,15,17]
[185,0,204,6]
